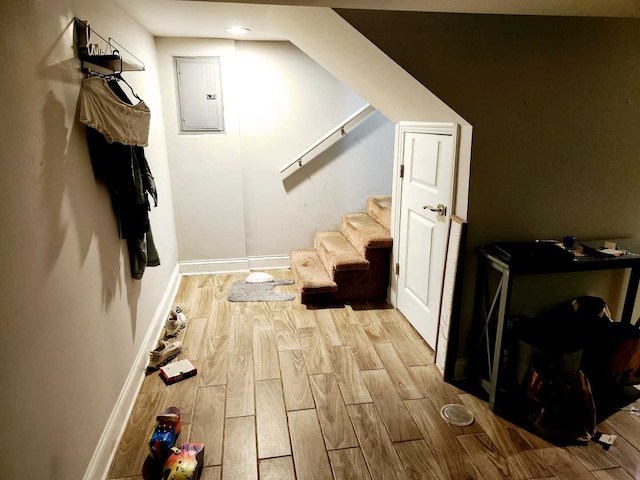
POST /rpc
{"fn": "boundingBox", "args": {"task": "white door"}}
[395,123,457,349]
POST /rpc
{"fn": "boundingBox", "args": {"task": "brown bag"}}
[526,367,596,444]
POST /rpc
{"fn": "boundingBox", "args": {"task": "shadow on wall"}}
[39,22,142,334]
[282,111,390,193]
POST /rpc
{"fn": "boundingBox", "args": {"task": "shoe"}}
[162,443,205,480]
[149,407,182,462]
[148,340,183,370]
[164,308,186,339]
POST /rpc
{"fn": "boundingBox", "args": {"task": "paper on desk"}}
[599,248,625,256]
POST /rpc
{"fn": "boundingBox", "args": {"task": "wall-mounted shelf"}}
[74,18,145,73]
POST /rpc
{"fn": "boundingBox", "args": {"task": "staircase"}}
[290,195,392,304]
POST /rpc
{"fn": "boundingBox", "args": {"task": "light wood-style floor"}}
[108,271,640,480]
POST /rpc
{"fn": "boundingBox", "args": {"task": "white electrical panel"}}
[174,56,224,132]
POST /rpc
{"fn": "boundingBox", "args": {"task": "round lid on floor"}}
[440,404,475,427]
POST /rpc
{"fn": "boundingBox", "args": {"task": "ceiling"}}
[117,0,640,40]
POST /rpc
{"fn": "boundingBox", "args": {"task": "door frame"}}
[389,121,460,308]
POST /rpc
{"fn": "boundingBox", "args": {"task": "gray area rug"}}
[227,279,295,302]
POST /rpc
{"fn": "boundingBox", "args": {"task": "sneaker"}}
[148,406,182,462]
[163,308,186,339]
[148,340,183,370]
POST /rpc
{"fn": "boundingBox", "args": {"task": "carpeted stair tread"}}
[290,249,338,294]
[366,195,392,230]
[315,231,370,273]
[342,212,393,257]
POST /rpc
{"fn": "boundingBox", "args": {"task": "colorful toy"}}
[148,407,182,462]
[163,443,205,480]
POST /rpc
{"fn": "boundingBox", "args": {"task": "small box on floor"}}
[160,359,197,385]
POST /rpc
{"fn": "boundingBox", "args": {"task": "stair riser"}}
[330,248,390,302]
[366,197,391,230]
[341,215,392,258]
[316,240,369,275]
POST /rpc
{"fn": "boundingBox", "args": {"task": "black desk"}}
[473,240,640,412]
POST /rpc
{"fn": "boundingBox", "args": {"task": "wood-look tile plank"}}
[330,345,373,405]
[566,441,619,471]
[601,420,640,480]
[255,379,291,459]
[381,322,432,367]
[393,314,435,361]
[360,369,422,442]
[181,316,207,361]
[328,447,372,480]
[315,309,345,346]
[221,416,258,480]
[335,319,384,370]
[298,326,334,374]
[273,311,300,351]
[259,456,296,480]
[409,365,461,406]
[190,385,226,466]
[230,314,253,355]
[405,398,477,480]
[459,393,553,479]
[195,274,215,289]
[457,433,511,479]
[199,335,229,387]
[278,349,315,411]
[293,307,318,329]
[235,301,272,318]
[374,342,423,400]
[534,446,604,480]
[174,275,198,305]
[226,354,254,417]
[592,468,635,480]
[353,309,390,343]
[347,403,410,480]
[288,409,334,480]
[332,307,359,326]
[190,285,214,318]
[200,466,222,480]
[309,373,359,450]
[606,410,640,452]
[213,273,235,300]
[394,440,448,480]
[108,393,165,478]
[253,328,280,380]
[162,376,198,425]
[208,300,232,337]
[371,306,400,324]
[139,370,166,394]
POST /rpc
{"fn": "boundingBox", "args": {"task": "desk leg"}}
[621,267,640,324]
[488,269,513,412]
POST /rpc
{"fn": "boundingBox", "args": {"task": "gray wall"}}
[339,10,640,357]
[0,1,179,477]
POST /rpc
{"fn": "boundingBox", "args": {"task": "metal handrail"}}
[279,103,376,173]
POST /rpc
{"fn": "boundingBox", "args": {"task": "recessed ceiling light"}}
[225,26,251,35]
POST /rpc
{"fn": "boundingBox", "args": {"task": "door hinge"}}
[395,263,400,275]
[400,164,404,178]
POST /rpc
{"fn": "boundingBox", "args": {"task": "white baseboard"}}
[83,263,182,480]
[180,255,290,275]
[248,254,290,270]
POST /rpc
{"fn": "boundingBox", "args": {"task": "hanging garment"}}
[79,76,150,147]
[80,76,159,279]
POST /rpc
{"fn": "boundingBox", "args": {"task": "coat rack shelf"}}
[74,18,145,73]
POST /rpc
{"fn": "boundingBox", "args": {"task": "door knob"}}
[423,204,447,216]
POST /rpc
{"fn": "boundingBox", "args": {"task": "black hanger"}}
[114,72,142,102]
